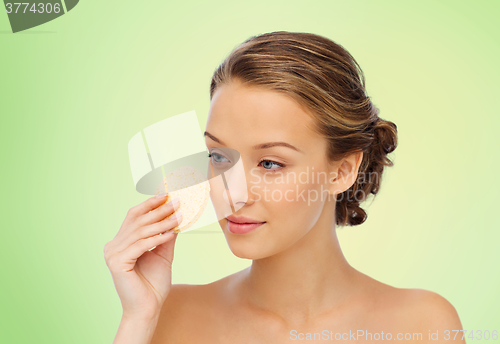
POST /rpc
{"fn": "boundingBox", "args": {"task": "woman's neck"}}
[238,203,360,327]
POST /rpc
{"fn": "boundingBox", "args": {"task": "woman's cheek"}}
[267,181,317,227]
[283,178,325,226]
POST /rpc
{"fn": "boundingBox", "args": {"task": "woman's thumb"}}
[153,232,179,267]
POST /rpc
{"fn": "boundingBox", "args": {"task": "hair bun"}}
[346,203,367,226]
[373,119,398,157]
[337,117,398,227]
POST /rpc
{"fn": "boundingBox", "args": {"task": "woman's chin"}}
[220,222,279,260]
[226,240,271,260]
[230,249,254,259]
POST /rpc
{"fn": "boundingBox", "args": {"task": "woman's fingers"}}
[112,211,183,254]
[149,232,179,269]
[117,194,170,235]
[134,198,180,230]
[107,230,177,273]
[117,197,180,240]
[106,194,182,258]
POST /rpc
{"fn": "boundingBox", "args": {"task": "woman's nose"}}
[222,156,251,211]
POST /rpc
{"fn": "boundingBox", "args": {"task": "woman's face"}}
[205,79,342,260]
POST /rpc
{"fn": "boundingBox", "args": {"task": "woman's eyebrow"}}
[204,131,303,153]
[204,131,225,144]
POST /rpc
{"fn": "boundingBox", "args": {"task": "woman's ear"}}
[327,151,364,196]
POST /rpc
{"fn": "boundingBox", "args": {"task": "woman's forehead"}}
[207,82,319,145]
[210,80,306,116]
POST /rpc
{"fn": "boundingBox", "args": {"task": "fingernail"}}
[171,198,180,208]
[174,211,183,221]
[156,192,167,198]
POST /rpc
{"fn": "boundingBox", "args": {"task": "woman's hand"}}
[104,194,183,320]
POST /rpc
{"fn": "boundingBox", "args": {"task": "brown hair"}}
[209,31,398,227]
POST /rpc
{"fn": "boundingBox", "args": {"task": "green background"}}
[1,0,499,342]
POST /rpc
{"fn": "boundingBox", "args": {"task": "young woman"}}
[105,31,464,344]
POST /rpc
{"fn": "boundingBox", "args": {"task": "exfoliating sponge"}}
[154,166,210,233]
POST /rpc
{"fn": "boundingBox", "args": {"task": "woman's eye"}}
[209,153,284,172]
[259,160,284,171]
[208,152,229,164]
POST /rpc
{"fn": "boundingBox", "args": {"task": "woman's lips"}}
[227,219,265,234]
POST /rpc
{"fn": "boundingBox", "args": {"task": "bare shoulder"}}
[150,283,219,344]
[377,286,464,340]
[357,275,464,338]
[150,271,244,344]
[404,288,464,330]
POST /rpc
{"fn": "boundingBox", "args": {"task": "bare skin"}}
[146,79,464,343]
